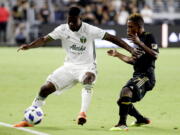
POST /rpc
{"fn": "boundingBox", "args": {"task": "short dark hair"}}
[68,6,81,16]
[128,13,144,27]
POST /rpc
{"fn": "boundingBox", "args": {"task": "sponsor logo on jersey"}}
[70,44,86,51]
[80,36,87,43]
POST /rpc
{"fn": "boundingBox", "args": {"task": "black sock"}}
[128,104,144,121]
[117,96,132,125]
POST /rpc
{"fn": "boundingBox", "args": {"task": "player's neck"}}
[77,22,82,31]
[74,22,82,32]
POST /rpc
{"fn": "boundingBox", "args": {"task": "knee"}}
[120,87,133,98]
[117,88,133,105]
[39,82,56,97]
[83,72,95,85]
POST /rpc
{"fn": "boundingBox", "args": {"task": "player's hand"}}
[131,48,144,58]
[128,33,142,45]
[107,49,119,57]
[17,44,30,52]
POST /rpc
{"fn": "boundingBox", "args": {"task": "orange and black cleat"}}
[77,112,87,125]
[13,121,33,127]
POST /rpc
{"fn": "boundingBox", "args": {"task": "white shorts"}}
[46,63,97,94]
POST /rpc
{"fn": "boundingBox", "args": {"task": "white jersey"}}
[48,22,106,65]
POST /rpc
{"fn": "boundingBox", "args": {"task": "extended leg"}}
[77,72,95,125]
[14,82,56,127]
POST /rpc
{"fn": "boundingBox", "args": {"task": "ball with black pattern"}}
[24,106,44,125]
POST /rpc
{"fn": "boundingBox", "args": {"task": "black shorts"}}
[123,74,155,102]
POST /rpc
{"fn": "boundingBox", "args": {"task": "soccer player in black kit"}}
[108,13,159,131]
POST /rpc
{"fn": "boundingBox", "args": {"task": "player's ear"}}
[139,24,143,30]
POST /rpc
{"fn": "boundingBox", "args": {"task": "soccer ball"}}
[24,106,44,125]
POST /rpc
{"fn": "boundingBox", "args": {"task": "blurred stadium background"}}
[0,0,180,47]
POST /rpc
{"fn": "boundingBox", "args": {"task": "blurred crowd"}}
[0,0,180,44]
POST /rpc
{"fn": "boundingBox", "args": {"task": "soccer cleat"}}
[77,112,87,125]
[110,124,128,131]
[13,121,33,127]
[130,117,151,127]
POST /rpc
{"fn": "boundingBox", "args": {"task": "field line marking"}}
[0,122,49,135]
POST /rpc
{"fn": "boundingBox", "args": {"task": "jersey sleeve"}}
[48,25,63,40]
[148,33,159,53]
[90,25,106,39]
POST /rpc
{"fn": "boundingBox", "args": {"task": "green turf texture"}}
[0,47,180,135]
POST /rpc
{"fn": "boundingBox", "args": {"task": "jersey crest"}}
[80,36,87,43]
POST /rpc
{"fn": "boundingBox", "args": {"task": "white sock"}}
[80,88,93,113]
[31,96,46,107]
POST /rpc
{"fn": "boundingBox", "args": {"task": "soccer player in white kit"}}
[14,6,139,127]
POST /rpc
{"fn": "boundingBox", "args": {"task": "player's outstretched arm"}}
[107,49,136,65]
[128,34,158,59]
[103,33,141,57]
[17,35,54,52]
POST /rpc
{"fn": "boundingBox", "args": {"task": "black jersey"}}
[133,32,159,79]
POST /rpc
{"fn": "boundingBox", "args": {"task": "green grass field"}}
[0,47,180,135]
